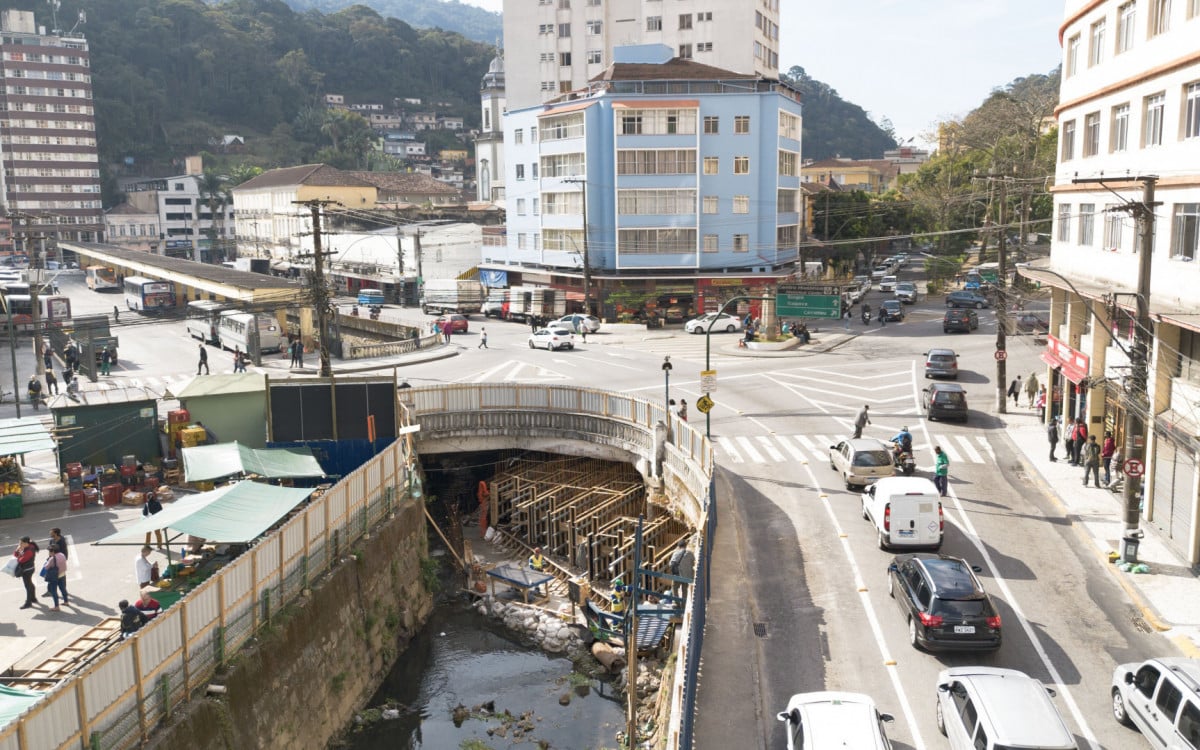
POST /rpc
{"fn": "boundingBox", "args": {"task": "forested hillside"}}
[781,66,898,160]
[277,0,503,44]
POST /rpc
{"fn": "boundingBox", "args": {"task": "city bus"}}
[185,300,232,344]
[0,294,72,332]
[124,276,176,313]
[216,310,285,354]
[86,265,120,292]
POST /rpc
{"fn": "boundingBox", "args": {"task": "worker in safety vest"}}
[528,547,547,597]
[611,577,627,619]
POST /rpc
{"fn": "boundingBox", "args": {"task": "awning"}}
[1040,333,1090,383]
[0,417,55,456]
[0,684,45,730]
[181,442,325,482]
[95,481,314,545]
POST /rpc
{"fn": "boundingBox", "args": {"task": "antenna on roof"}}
[69,10,86,36]
[47,0,62,34]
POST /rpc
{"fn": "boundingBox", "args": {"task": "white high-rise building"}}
[501,0,780,110]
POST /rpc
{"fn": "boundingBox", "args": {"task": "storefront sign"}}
[1040,334,1090,383]
[706,278,746,287]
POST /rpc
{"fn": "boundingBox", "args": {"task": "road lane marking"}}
[796,435,819,454]
[954,435,983,463]
[935,438,962,464]
[718,437,744,463]
[735,436,764,463]
[776,436,807,462]
[755,436,785,462]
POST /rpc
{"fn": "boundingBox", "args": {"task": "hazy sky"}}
[461,0,1065,145]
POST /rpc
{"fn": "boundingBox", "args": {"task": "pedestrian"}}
[64,342,77,373]
[853,404,871,439]
[288,340,299,367]
[1073,418,1089,466]
[678,399,688,422]
[27,374,42,410]
[119,599,148,637]
[134,545,155,588]
[45,368,58,395]
[1102,431,1117,485]
[1065,418,1079,465]
[43,542,68,611]
[135,587,162,620]
[295,340,304,367]
[1024,373,1039,408]
[933,446,950,497]
[13,536,39,609]
[232,347,244,372]
[41,528,68,598]
[142,492,164,549]
[1007,376,1021,406]
[478,327,488,349]
[443,324,452,344]
[1082,434,1102,486]
[528,546,547,596]
[42,343,52,371]
[196,344,209,375]
[879,304,886,327]
[580,326,588,343]
[1035,386,1047,420]
[530,316,539,333]
[112,305,120,323]
[1047,417,1060,462]
[668,537,695,600]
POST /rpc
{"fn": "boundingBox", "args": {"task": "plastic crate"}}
[0,494,23,520]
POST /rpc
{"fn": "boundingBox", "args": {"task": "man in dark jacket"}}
[119,599,148,637]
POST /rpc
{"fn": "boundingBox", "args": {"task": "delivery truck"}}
[420,279,485,315]
[505,286,564,324]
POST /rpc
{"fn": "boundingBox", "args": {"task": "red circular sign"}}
[1123,458,1145,478]
[994,350,1008,361]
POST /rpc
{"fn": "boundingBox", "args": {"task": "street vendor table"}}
[486,563,554,604]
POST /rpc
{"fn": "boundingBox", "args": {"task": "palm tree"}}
[198,169,230,262]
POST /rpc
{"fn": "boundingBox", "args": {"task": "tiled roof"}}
[234,164,375,191]
[591,58,754,83]
[350,171,459,195]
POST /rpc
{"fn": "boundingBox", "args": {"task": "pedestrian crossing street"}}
[715,432,997,469]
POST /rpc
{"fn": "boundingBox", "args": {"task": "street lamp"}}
[662,356,672,419]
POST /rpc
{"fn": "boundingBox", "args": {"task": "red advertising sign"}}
[1040,334,1090,383]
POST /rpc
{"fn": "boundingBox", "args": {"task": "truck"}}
[505,285,564,324]
[482,288,509,318]
[420,279,485,316]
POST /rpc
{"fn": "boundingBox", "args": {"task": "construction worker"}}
[528,547,547,597]
[611,577,627,620]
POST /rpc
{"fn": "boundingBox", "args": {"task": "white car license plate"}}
[954,625,975,634]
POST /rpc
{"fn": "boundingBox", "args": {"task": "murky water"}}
[342,601,626,750]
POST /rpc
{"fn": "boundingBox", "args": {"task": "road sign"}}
[696,394,714,414]
[776,291,841,319]
[700,369,717,393]
[994,350,1008,361]
[1124,458,1145,478]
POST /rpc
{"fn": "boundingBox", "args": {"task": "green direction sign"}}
[776,291,841,319]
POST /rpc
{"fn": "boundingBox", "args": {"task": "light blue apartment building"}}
[484,45,803,317]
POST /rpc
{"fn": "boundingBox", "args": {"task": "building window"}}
[617,109,697,135]
[618,227,697,254]
[703,156,719,174]
[1061,120,1076,160]
[1150,0,1171,35]
[733,156,749,174]
[539,24,554,34]
[703,116,719,134]
[779,111,800,140]
[541,113,585,141]
[778,150,797,176]
[558,23,571,36]
[702,196,718,214]
[517,233,528,249]
[617,189,697,215]
[1104,204,1125,250]
[587,49,602,64]
[703,234,718,253]
[734,115,750,134]
[531,163,538,179]
[615,149,697,175]
[516,164,525,180]
[587,20,602,34]
[733,195,749,214]
[517,198,527,215]
[621,113,643,135]
[1144,93,1165,146]
[1090,19,1106,66]
[647,16,662,31]
[1079,203,1095,245]
[1057,203,1072,242]
[542,191,583,214]
[560,52,572,66]
[1111,103,1130,151]
[1172,203,1200,259]
[733,234,749,252]
[1066,34,1081,77]
[697,42,712,52]
[532,198,540,215]
[777,225,798,251]
[531,127,537,142]
[1084,112,1101,156]
[697,11,712,21]
[679,14,693,29]
[541,153,586,177]
[1185,82,1200,139]
[777,189,798,213]
[678,44,693,59]
[1118,2,1137,52]
[514,129,524,144]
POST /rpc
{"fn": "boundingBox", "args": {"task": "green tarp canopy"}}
[94,481,314,546]
[0,684,45,730]
[0,417,55,456]
[181,441,325,482]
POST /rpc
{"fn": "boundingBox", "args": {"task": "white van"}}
[862,476,943,550]
[1112,657,1200,749]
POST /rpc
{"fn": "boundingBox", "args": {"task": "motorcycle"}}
[861,309,871,324]
[891,441,916,476]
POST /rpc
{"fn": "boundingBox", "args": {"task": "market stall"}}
[180,441,325,483]
[0,416,57,519]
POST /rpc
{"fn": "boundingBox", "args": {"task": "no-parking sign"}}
[1123,458,1145,478]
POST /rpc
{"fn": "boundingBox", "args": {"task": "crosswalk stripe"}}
[976,436,996,463]
[735,436,765,463]
[935,437,962,464]
[776,435,807,462]
[813,435,836,452]
[755,436,785,462]
[795,435,820,454]
[955,435,983,463]
[718,437,744,464]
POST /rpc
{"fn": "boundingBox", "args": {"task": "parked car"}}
[943,309,978,333]
[685,312,743,334]
[924,349,959,379]
[887,553,1002,652]
[923,382,969,422]
[946,291,990,309]
[777,692,895,750]
[554,313,601,334]
[880,300,905,322]
[1015,313,1049,333]
[1111,657,1200,749]
[937,668,1076,750]
[527,326,576,351]
[895,282,917,304]
[880,275,897,292]
[435,314,469,333]
[828,438,895,490]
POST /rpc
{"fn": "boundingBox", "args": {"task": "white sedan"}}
[553,314,601,333]
[527,327,576,350]
[685,313,743,334]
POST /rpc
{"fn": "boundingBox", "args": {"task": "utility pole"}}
[413,228,424,301]
[1123,177,1156,536]
[995,178,1009,415]
[564,178,592,316]
[294,200,337,377]
[393,211,406,305]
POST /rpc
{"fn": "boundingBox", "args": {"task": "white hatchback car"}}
[553,314,601,334]
[777,691,895,750]
[527,327,576,351]
[685,313,743,334]
[828,438,895,490]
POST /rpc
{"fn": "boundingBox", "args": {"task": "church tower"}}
[475,51,506,204]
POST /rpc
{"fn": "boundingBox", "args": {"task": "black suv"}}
[943,308,978,333]
[887,554,1002,652]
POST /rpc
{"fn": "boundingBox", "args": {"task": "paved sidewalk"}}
[1002,406,1200,657]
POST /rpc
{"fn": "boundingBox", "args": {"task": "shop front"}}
[1040,334,1090,423]
[1151,411,1200,565]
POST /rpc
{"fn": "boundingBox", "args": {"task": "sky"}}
[459,0,1065,146]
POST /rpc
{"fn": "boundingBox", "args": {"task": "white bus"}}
[86,266,120,292]
[217,311,285,354]
[185,300,231,344]
[124,276,176,312]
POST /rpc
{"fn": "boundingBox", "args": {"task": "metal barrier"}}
[345,333,440,360]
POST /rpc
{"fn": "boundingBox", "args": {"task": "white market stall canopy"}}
[94,481,314,546]
[181,441,325,482]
